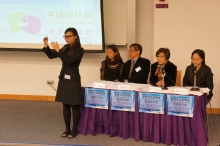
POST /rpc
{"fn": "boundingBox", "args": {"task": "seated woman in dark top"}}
[183,49,214,103]
[150,48,177,87]
[100,44,124,81]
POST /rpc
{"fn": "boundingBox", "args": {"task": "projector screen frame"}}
[0,0,105,53]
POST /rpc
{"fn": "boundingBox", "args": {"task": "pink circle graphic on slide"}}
[21,14,41,35]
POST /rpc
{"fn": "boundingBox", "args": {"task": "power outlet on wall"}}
[47,80,54,85]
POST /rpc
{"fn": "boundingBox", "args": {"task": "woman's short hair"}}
[191,49,206,65]
[156,48,170,60]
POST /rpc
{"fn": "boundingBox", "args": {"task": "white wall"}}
[0,0,219,108]
[154,0,220,107]
[136,0,154,62]
[104,0,127,45]
[0,49,129,95]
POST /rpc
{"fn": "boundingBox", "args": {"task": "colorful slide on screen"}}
[0,0,104,51]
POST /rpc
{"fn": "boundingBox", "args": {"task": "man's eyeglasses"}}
[63,35,75,39]
[128,49,137,52]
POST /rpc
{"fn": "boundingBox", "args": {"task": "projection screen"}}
[0,0,105,52]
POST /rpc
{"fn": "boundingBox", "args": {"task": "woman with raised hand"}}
[42,27,84,139]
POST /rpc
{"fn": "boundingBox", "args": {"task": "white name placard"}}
[93,82,105,88]
[118,85,131,90]
[174,88,189,95]
[148,86,162,93]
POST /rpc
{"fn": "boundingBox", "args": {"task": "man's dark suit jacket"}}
[120,57,150,84]
[150,61,177,87]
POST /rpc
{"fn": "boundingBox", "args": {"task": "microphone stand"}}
[161,72,168,90]
[190,66,200,91]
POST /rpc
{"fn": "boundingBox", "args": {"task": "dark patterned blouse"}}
[100,59,124,81]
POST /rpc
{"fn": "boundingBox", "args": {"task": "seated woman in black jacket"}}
[100,44,124,81]
[183,49,214,103]
[150,48,177,87]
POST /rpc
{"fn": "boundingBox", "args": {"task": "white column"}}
[127,0,136,59]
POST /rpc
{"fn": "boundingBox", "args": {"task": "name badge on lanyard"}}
[64,74,71,80]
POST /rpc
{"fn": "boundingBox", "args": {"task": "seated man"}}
[120,43,150,84]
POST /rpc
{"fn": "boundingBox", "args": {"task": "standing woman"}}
[150,48,177,87]
[100,44,124,81]
[42,28,84,138]
[183,49,214,103]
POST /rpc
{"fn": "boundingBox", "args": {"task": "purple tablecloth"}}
[78,88,208,146]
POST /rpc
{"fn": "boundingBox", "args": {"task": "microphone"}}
[190,65,200,91]
[161,66,166,74]
[160,66,168,90]
[194,65,197,74]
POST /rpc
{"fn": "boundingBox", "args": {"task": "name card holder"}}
[148,86,162,93]
[174,88,189,95]
[93,82,105,88]
[138,92,165,114]
[84,88,109,109]
[110,90,135,112]
[118,84,131,90]
[167,94,194,117]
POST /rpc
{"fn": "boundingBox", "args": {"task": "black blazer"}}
[42,45,84,81]
[120,57,150,84]
[183,64,213,101]
[150,61,177,87]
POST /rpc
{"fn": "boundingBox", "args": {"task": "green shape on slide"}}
[7,11,24,32]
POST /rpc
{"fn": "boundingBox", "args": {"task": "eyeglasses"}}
[191,58,201,61]
[128,49,137,52]
[63,35,75,39]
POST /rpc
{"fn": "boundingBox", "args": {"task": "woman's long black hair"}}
[64,27,81,57]
[189,49,206,81]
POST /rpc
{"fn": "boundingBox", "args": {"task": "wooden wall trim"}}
[206,108,220,114]
[0,94,55,101]
[0,94,220,114]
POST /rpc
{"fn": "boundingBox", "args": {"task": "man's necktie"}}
[128,60,135,78]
